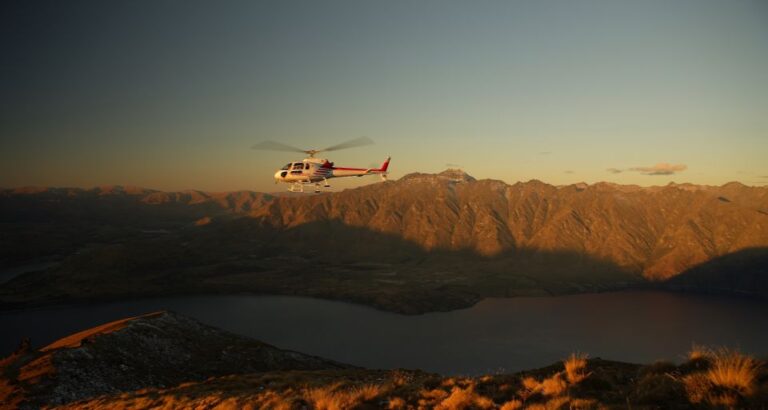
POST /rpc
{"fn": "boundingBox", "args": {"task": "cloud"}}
[564,170,574,174]
[606,168,623,174]
[629,163,687,176]
[538,151,551,155]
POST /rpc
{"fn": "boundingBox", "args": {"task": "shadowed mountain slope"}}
[0,311,347,409]
[248,171,768,280]
[665,247,768,296]
[0,220,637,315]
[1,172,767,313]
[0,186,272,267]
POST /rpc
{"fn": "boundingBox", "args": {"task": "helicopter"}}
[251,137,390,193]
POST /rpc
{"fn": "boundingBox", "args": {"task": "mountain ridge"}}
[244,171,768,280]
[4,174,767,197]
[1,171,767,314]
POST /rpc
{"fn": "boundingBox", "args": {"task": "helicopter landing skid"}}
[288,181,329,194]
[288,182,305,193]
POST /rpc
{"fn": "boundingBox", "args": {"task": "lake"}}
[1,291,767,375]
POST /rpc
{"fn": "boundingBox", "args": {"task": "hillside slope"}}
[0,311,346,409]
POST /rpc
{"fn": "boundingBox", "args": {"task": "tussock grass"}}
[569,397,598,409]
[684,373,712,404]
[564,353,590,384]
[387,396,406,409]
[688,343,713,362]
[434,383,495,410]
[418,387,450,408]
[706,349,759,394]
[305,382,388,410]
[390,369,412,387]
[499,398,523,409]
[684,347,760,408]
[518,352,591,402]
[521,376,540,391]
[53,348,766,410]
[539,373,567,396]
[526,396,571,410]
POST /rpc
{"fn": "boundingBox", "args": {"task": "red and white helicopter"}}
[252,137,390,193]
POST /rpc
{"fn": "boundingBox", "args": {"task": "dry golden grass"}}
[683,348,760,408]
[687,344,713,361]
[569,397,598,409]
[499,398,523,409]
[421,388,450,400]
[509,352,595,408]
[391,370,412,387]
[54,373,394,410]
[706,349,759,394]
[521,376,540,391]
[44,348,768,410]
[683,373,711,404]
[17,355,54,383]
[526,396,571,410]
[251,390,295,410]
[41,312,163,351]
[388,396,407,409]
[418,388,450,408]
[518,376,541,401]
[564,353,590,384]
[0,379,22,410]
[539,373,567,396]
[305,382,388,410]
[518,352,590,400]
[441,377,459,387]
[434,384,494,410]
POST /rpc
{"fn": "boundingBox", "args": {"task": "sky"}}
[1,0,767,192]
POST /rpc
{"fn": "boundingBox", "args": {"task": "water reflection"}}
[1,291,766,375]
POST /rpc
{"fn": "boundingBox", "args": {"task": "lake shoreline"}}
[3,310,767,409]
[3,291,768,375]
[1,280,765,317]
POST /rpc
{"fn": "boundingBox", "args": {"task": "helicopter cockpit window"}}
[292,163,303,170]
[281,164,291,170]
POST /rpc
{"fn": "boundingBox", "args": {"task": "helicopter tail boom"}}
[330,157,391,178]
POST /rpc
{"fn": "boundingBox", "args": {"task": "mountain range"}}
[249,170,768,280]
[1,170,767,314]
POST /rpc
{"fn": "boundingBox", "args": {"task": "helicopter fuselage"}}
[273,156,390,192]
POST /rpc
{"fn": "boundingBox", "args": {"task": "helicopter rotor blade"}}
[250,140,307,153]
[322,137,374,153]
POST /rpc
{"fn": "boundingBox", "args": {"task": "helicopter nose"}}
[274,171,282,183]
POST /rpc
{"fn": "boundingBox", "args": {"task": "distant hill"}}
[1,172,767,313]
[0,186,273,267]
